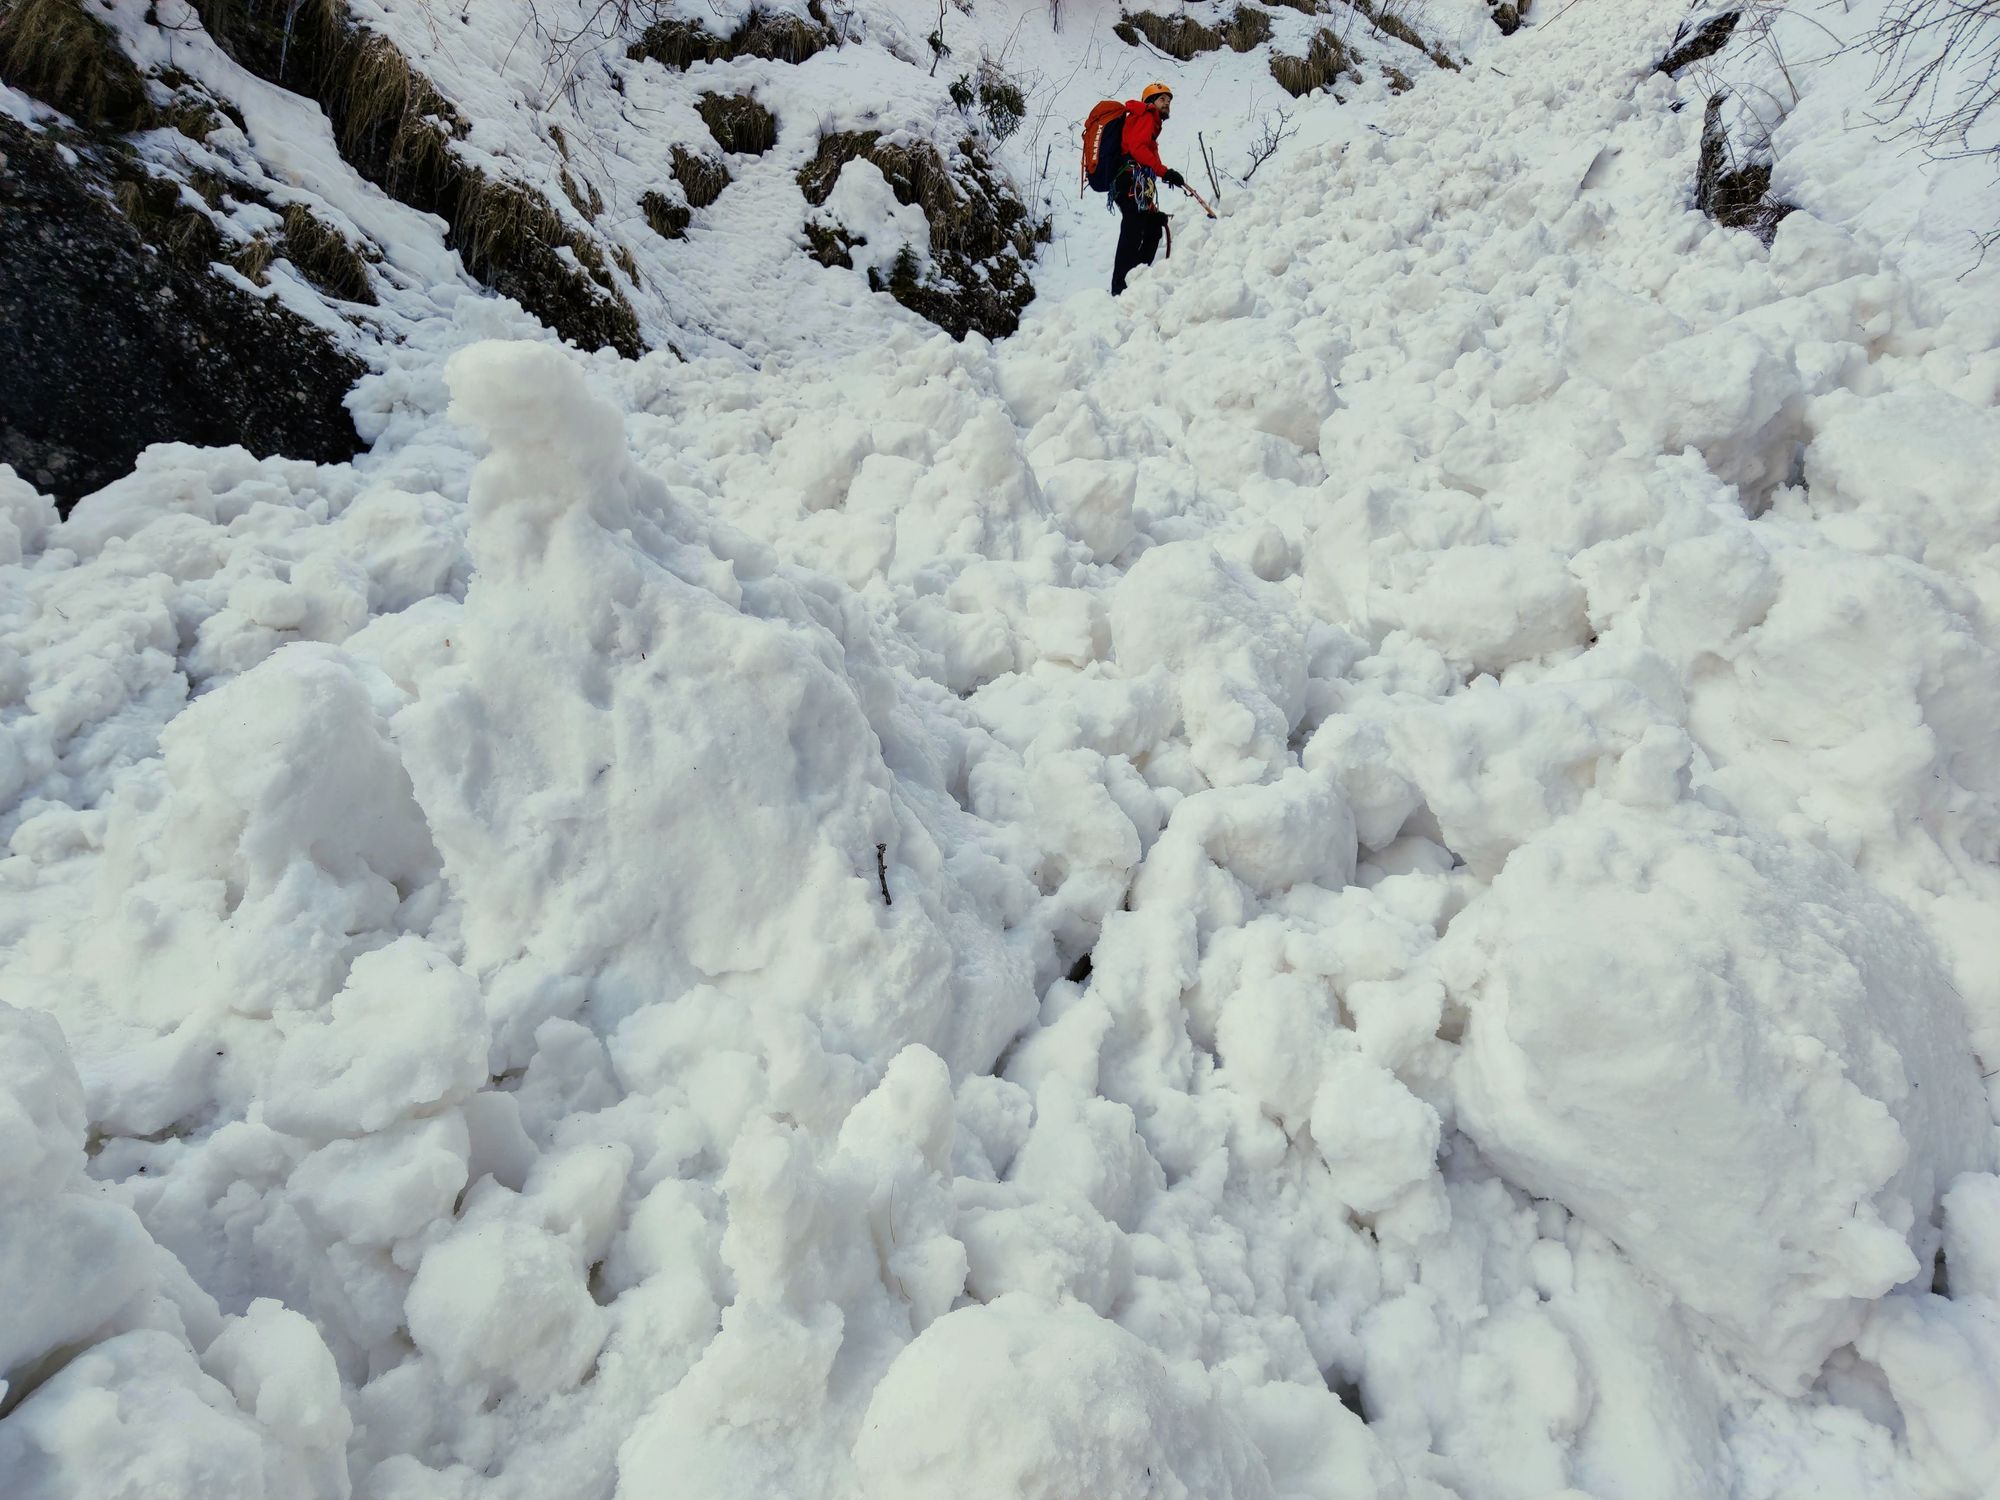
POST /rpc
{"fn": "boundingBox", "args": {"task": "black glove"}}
[1163,168,1186,189]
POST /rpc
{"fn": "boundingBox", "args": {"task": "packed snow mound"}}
[851,1294,1277,1499]
[0,1005,351,1500]
[4,1,2000,1498]
[1447,799,1992,1392]
[414,340,1040,1072]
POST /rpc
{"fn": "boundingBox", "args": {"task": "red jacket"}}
[1122,100,1168,175]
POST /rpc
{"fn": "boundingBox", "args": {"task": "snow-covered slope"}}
[5,1,2000,1497]
[6,0,1476,362]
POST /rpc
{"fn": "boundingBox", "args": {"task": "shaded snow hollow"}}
[4,1,2000,1498]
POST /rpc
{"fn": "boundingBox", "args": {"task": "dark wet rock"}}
[1657,11,1740,75]
[1695,92,1794,244]
[0,118,364,512]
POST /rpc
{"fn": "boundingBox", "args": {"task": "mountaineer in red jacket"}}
[1112,83,1186,296]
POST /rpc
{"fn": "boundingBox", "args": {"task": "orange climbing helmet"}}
[1142,81,1173,104]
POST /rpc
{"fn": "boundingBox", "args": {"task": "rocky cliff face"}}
[0,117,365,511]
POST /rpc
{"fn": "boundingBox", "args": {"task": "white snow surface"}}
[5,1,2000,1497]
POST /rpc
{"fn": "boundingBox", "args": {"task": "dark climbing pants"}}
[1112,196,1168,296]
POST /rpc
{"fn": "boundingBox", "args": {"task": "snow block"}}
[1446,801,1993,1392]
[851,1295,1276,1499]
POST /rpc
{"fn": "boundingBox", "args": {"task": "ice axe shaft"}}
[1181,182,1217,218]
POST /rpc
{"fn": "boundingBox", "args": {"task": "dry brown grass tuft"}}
[672,145,730,208]
[0,0,154,128]
[232,235,277,283]
[640,189,690,240]
[628,7,833,70]
[112,172,223,265]
[1270,29,1357,97]
[280,202,376,303]
[697,92,778,156]
[190,0,642,354]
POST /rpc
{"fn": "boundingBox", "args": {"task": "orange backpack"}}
[1081,99,1127,192]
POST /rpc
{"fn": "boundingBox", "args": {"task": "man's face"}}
[1152,95,1173,121]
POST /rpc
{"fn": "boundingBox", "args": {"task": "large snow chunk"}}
[404,340,1035,1074]
[202,1299,351,1496]
[1767,213,1877,295]
[286,1113,472,1246]
[1133,769,1357,933]
[1943,1174,2000,1302]
[153,642,438,901]
[0,1002,86,1199]
[958,1198,1130,1315]
[0,1005,184,1391]
[1802,384,2000,574]
[1110,541,1308,785]
[1320,677,1673,878]
[0,1332,289,1500]
[1039,458,1137,563]
[1601,323,1805,493]
[406,1218,607,1400]
[264,937,488,1140]
[1562,280,1690,390]
[851,1295,1275,1499]
[1166,322,1335,452]
[1857,1294,2000,1493]
[1329,543,1589,674]
[1308,1047,1441,1216]
[1445,802,1992,1391]
[0,464,58,564]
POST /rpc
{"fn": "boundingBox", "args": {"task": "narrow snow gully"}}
[3,2,2000,1498]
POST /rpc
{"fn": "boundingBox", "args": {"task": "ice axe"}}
[1180,182,1217,219]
